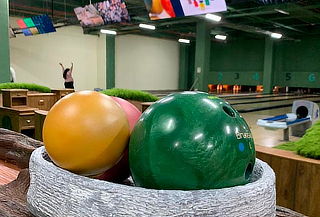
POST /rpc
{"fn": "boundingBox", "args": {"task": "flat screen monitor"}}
[16,14,56,36]
[144,0,227,20]
[17,19,27,29]
[74,0,130,28]
[32,14,56,34]
[22,28,33,36]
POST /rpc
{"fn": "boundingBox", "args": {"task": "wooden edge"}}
[51,89,75,91]
[34,110,48,116]
[276,206,307,217]
[0,107,38,113]
[256,145,320,165]
[1,89,28,92]
[27,93,56,96]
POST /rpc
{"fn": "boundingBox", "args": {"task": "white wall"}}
[115,35,179,90]
[9,17,103,91]
[9,17,179,91]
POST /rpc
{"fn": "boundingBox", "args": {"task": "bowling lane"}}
[149,91,275,98]
[153,91,276,98]
[219,93,295,101]
[227,94,319,105]
[233,96,320,113]
[217,93,274,98]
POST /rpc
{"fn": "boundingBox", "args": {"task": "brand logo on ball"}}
[236,132,252,139]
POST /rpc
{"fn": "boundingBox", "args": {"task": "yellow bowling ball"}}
[43,91,130,176]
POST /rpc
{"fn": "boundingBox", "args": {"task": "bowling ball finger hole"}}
[245,162,254,180]
[222,106,235,118]
[296,106,308,119]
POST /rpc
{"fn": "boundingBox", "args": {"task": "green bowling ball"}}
[129,92,256,190]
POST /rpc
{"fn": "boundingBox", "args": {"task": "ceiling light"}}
[205,14,221,22]
[178,39,190,44]
[270,32,282,39]
[100,29,117,35]
[215,34,227,40]
[139,23,156,30]
[274,9,290,15]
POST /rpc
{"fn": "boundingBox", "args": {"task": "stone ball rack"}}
[27,147,276,217]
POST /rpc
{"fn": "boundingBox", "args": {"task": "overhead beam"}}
[288,5,320,24]
[226,3,320,15]
[227,6,305,34]
[10,0,82,8]
[124,31,179,40]
[226,10,276,18]
[190,15,297,40]
[119,18,196,31]
[271,15,318,21]
[84,17,196,37]
[9,3,75,17]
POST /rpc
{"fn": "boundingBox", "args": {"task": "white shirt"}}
[10,66,16,82]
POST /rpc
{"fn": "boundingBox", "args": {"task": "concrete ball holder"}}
[27,147,276,217]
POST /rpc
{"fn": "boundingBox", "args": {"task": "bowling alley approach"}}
[0,0,320,216]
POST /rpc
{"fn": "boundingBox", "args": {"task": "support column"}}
[106,35,115,89]
[194,21,211,91]
[0,0,11,83]
[263,37,274,94]
[178,43,189,90]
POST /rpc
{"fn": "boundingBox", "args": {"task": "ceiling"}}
[8,0,320,41]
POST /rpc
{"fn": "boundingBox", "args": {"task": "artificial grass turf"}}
[275,142,299,152]
[100,88,158,102]
[275,121,320,159]
[0,83,51,93]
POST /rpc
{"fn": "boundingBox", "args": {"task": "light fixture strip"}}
[139,23,156,30]
[215,34,227,40]
[205,14,222,22]
[178,39,190,44]
[270,32,282,39]
[100,29,117,35]
[274,9,290,15]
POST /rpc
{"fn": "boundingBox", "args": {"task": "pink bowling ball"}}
[112,97,142,132]
[94,97,141,183]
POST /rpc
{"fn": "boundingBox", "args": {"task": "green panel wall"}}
[194,21,211,91]
[262,38,274,93]
[178,44,189,90]
[210,71,262,85]
[106,35,115,89]
[208,38,265,85]
[0,0,10,83]
[187,42,196,90]
[274,36,320,88]
[275,71,319,88]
